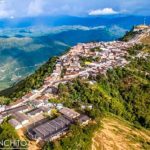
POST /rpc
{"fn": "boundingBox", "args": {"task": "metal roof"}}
[4,105,28,114]
[13,112,29,123]
[59,107,80,119]
[29,116,72,140]
[27,108,43,116]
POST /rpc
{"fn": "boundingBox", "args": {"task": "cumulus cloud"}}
[89,8,119,15]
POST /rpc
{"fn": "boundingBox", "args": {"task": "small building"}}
[59,107,80,120]
[27,108,43,117]
[43,101,55,108]
[22,91,40,101]
[81,105,93,110]
[22,93,33,100]
[43,86,58,95]
[1,112,10,118]
[77,115,91,125]
[0,105,6,112]
[31,100,44,108]
[36,95,49,101]
[88,105,93,110]
[2,105,29,116]
[81,105,86,110]
[8,119,22,130]
[13,112,29,125]
[56,103,63,110]
[9,99,26,109]
[79,72,89,79]
[39,106,51,114]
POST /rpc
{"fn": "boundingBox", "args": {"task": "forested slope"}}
[43,45,150,149]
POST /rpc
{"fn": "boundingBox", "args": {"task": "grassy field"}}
[92,114,150,150]
[17,128,41,150]
[140,36,150,45]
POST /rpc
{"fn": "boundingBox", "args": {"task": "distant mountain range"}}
[0,15,150,29]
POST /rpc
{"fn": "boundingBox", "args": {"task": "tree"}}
[0,97,11,105]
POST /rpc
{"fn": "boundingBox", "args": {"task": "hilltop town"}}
[0,25,150,145]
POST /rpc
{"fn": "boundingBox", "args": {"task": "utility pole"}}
[144,17,146,25]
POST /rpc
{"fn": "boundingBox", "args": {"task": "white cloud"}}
[0,0,149,18]
[0,1,14,18]
[89,8,119,15]
[27,0,44,16]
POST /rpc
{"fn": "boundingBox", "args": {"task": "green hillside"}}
[0,57,58,100]
[43,44,150,150]
[120,27,138,41]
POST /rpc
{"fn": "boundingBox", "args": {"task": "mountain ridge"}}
[0,15,150,29]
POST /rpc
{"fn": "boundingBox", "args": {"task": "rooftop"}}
[13,112,29,123]
[59,107,80,120]
[77,115,91,124]
[3,105,29,115]
[8,119,21,128]
[27,108,43,116]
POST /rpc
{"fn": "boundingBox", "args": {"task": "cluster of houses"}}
[0,38,141,142]
[0,100,90,142]
[133,25,150,32]
[43,41,135,88]
[49,41,134,80]
[0,91,90,142]
[130,25,150,43]
[0,101,52,129]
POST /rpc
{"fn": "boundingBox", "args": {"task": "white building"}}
[0,105,5,112]
[8,119,22,130]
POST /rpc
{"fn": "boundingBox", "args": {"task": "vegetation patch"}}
[121,27,138,42]
[0,121,28,150]
[43,119,102,150]
[92,115,150,150]
[0,57,58,99]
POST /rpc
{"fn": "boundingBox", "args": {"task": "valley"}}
[0,25,125,90]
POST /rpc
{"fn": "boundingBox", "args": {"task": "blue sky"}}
[0,0,150,18]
